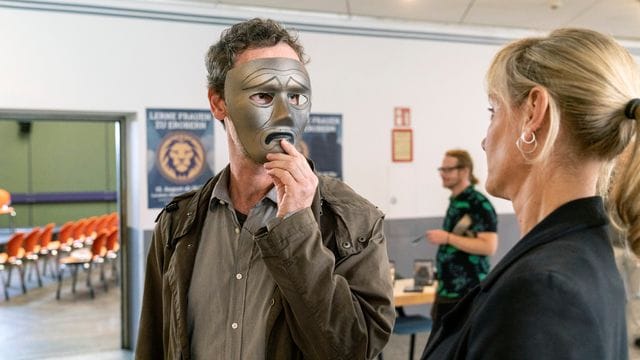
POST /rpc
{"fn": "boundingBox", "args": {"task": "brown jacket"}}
[135,170,395,359]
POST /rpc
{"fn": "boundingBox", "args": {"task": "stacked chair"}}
[22,227,43,288]
[0,232,26,298]
[55,212,119,299]
[0,212,120,301]
[103,227,120,285]
[56,230,108,299]
[37,223,57,277]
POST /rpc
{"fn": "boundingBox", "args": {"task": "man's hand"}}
[426,229,449,245]
[264,139,318,218]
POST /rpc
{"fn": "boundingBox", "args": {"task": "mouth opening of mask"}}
[265,132,294,145]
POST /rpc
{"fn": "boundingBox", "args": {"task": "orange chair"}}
[0,189,17,231]
[0,232,26,296]
[72,218,91,248]
[56,231,108,299]
[22,227,43,288]
[54,221,75,252]
[47,221,75,275]
[103,227,119,285]
[92,214,110,235]
[107,212,119,229]
[82,216,100,245]
[38,223,56,277]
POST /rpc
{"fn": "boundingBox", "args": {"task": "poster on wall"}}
[147,108,215,209]
[302,113,342,180]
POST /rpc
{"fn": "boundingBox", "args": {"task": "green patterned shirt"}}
[436,185,497,299]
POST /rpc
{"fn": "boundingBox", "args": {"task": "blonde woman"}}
[422,28,639,359]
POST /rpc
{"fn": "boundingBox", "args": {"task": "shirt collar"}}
[209,165,278,210]
[450,185,474,200]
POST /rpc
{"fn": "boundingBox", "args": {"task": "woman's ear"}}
[208,88,227,121]
[523,86,549,132]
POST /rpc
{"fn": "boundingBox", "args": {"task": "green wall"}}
[0,120,117,228]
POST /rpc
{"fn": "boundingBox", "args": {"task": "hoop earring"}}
[516,130,537,155]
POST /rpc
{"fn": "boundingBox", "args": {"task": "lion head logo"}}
[157,132,206,184]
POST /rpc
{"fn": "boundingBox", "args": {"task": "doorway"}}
[0,112,130,357]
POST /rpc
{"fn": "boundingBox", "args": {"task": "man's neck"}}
[450,180,471,198]
[228,156,274,215]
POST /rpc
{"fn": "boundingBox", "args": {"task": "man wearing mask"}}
[425,149,498,330]
[136,18,394,360]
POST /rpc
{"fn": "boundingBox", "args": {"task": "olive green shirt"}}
[187,167,278,359]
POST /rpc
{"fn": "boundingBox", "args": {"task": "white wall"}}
[2,0,639,230]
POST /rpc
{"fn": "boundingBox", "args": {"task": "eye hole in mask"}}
[249,93,309,106]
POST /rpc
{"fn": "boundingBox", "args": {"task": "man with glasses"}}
[425,149,498,330]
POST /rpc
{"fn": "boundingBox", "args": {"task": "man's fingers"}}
[280,139,300,156]
[264,160,305,180]
[266,168,297,187]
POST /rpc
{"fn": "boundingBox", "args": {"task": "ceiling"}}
[167,0,640,41]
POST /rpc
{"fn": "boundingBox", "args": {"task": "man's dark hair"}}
[205,18,307,98]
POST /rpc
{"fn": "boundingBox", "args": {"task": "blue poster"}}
[147,108,215,209]
[302,113,342,180]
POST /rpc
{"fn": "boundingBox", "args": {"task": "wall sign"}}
[392,107,413,163]
[146,108,215,209]
[392,128,413,162]
[302,113,343,180]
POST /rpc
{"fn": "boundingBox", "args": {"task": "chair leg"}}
[48,256,58,278]
[102,263,109,293]
[55,251,63,278]
[18,266,26,294]
[39,256,49,277]
[56,266,64,300]
[71,266,78,294]
[1,271,8,301]
[34,260,42,287]
[6,266,12,287]
[409,334,416,360]
[87,263,95,299]
[112,259,119,285]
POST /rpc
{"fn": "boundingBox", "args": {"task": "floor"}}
[0,262,128,360]
[1,259,640,360]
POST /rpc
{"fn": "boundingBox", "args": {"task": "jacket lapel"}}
[481,196,606,290]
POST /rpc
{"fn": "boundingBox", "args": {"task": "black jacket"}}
[422,197,628,360]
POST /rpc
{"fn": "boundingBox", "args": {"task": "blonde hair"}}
[486,28,640,254]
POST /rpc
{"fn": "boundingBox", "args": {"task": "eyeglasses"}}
[437,166,463,173]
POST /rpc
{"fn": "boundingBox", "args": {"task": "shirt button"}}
[236,273,243,280]
[235,227,240,234]
[231,322,238,329]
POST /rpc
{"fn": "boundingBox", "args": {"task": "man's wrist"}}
[446,232,450,244]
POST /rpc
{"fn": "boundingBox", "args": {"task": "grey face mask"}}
[224,57,312,164]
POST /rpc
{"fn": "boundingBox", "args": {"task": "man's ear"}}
[460,167,471,182]
[208,88,227,122]
[523,85,549,132]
